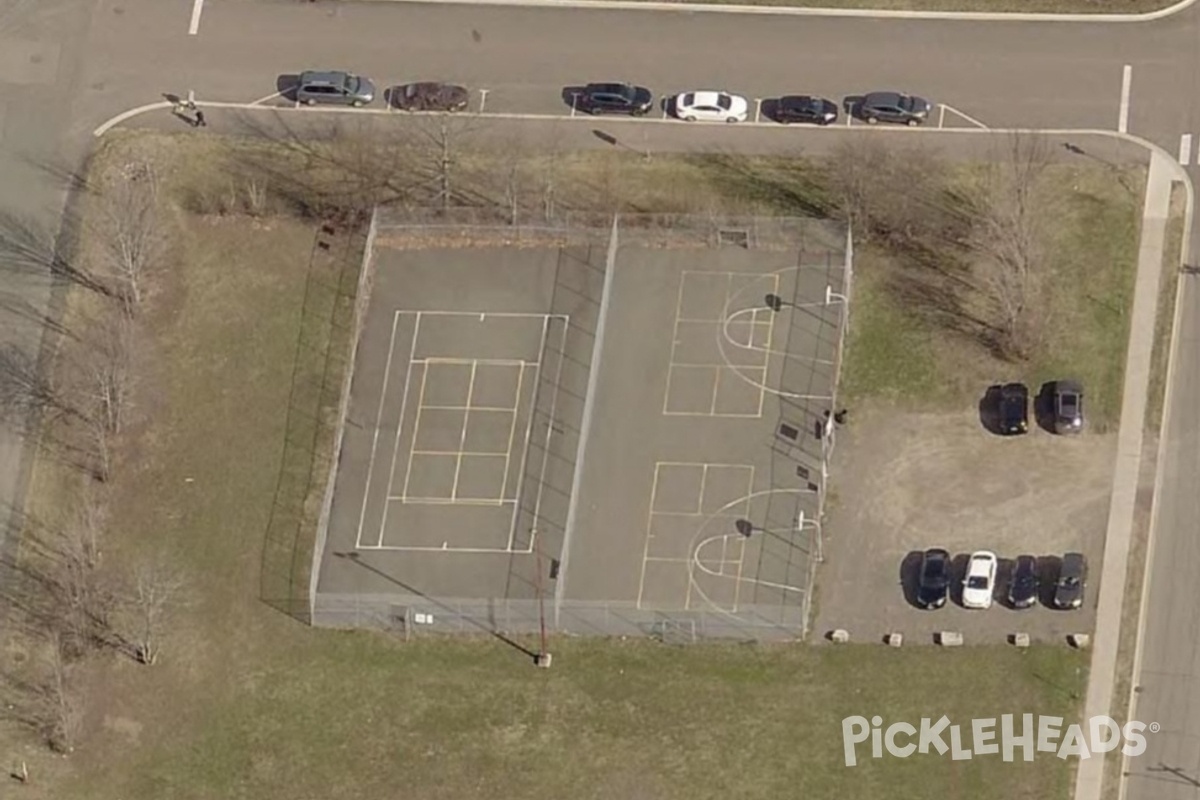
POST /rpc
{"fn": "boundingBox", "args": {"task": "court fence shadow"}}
[258,213,372,622]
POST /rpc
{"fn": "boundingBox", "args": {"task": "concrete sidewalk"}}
[1072,151,1176,800]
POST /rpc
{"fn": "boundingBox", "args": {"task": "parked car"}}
[391,82,468,112]
[999,382,1029,435]
[916,548,950,609]
[576,83,653,116]
[853,91,931,126]
[962,550,998,609]
[1054,380,1085,434]
[296,70,375,107]
[1008,555,1039,609]
[1053,553,1087,609]
[773,95,838,125]
[673,90,748,123]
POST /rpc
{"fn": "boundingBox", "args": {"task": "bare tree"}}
[95,164,169,313]
[38,632,81,753]
[79,313,135,436]
[123,554,186,666]
[0,343,79,424]
[960,134,1052,360]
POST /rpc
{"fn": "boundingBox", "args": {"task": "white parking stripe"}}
[1179,133,1193,166]
[188,0,204,35]
[1117,64,1132,133]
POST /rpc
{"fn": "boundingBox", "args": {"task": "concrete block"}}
[829,629,850,643]
[937,631,964,646]
[1011,633,1031,647]
[1069,634,1090,649]
[886,633,903,647]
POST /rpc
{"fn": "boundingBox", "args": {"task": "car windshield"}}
[924,562,945,580]
[344,75,358,93]
[681,93,695,106]
[1061,577,1080,587]
[899,96,914,111]
[717,95,732,109]
[967,576,988,589]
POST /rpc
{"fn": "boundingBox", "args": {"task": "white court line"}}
[1179,133,1193,166]
[636,463,665,608]
[355,311,403,549]
[449,362,479,501]
[396,495,509,506]
[1118,65,1133,134]
[415,357,533,367]
[421,403,516,412]
[249,91,283,107]
[376,313,422,547]
[502,362,531,545]
[188,0,204,35]
[399,361,433,506]
[505,317,549,550]
[409,449,516,458]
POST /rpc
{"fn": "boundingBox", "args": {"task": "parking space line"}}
[754,98,762,123]
[188,0,204,35]
[1118,64,1132,134]
[478,89,488,114]
[1179,133,1193,166]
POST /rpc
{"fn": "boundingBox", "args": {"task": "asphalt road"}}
[4,0,1200,797]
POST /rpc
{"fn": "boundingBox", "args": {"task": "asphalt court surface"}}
[318,224,847,628]
[358,311,566,553]
[568,247,845,623]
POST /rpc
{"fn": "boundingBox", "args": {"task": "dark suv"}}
[1008,555,1039,609]
[916,548,950,609]
[296,70,375,107]
[1054,380,1085,434]
[854,91,931,126]
[999,383,1029,435]
[575,83,653,116]
[1053,553,1087,609]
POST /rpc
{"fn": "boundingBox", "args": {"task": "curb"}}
[358,0,1198,23]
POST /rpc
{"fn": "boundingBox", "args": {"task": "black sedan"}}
[575,82,653,116]
[390,82,469,112]
[916,548,950,609]
[999,382,1029,435]
[773,95,838,125]
[1008,555,1039,609]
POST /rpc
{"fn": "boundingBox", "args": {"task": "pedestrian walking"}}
[194,109,206,127]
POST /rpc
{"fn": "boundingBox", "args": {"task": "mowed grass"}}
[6,133,1092,800]
[842,165,1143,431]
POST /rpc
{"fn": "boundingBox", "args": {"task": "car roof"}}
[781,95,816,106]
[970,550,997,561]
[1001,382,1028,395]
[300,70,349,84]
[864,91,903,104]
[686,90,723,104]
[924,547,949,559]
[587,82,631,93]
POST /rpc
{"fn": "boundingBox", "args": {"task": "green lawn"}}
[3,132,1093,800]
[841,165,1143,431]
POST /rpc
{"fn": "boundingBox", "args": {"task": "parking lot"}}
[814,404,1112,644]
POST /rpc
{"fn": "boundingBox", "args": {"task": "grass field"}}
[0,132,1096,800]
[841,164,1143,432]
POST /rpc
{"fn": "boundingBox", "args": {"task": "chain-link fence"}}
[312,594,807,642]
[374,207,841,252]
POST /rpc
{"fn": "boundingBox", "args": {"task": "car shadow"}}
[561,86,587,113]
[660,95,676,118]
[760,98,782,124]
[949,552,969,607]
[995,556,1015,608]
[899,550,924,607]
[979,384,1005,435]
[1039,555,1063,609]
[1035,381,1057,434]
[842,94,864,121]
[276,74,300,102]
[383,86,400,109]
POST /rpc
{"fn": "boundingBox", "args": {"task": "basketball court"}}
[315,217,849,640]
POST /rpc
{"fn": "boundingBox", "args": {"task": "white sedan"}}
[673,90,749,123]
[962,551,998,609]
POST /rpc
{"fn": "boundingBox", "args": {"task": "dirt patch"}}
[817,402,1111,642]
